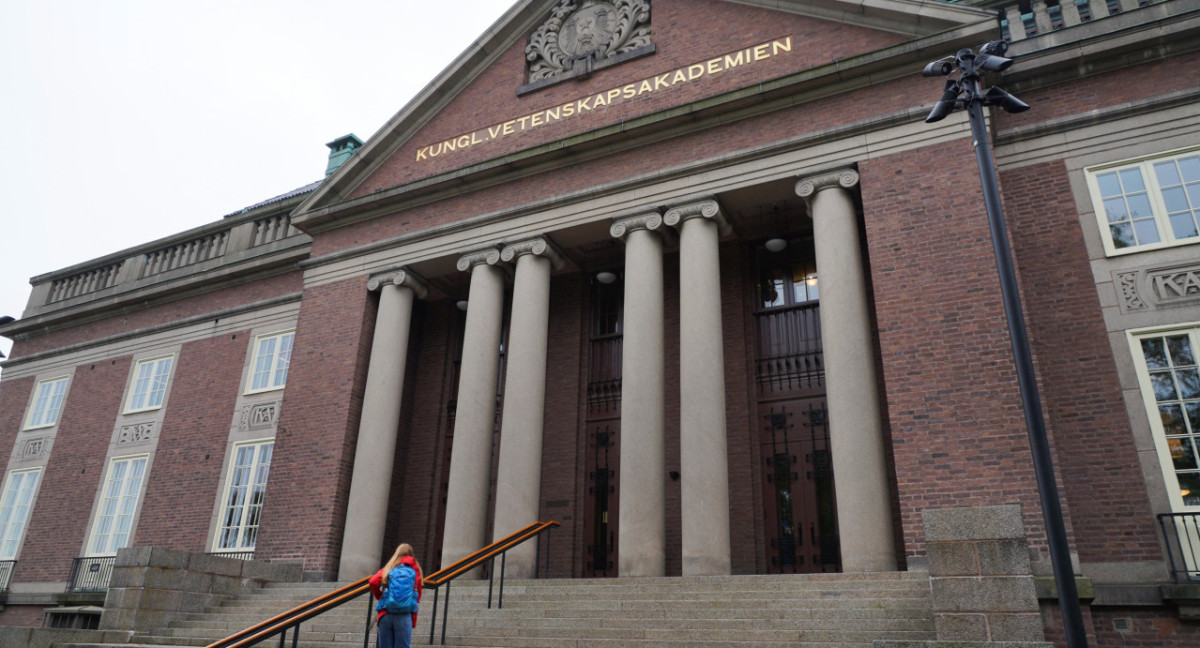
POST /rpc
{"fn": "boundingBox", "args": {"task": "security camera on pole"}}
[921,42,1089,648]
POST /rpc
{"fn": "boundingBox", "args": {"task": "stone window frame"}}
[1086,146,1200,257]
[1129,321,1200,512]
[211,437,274,554]
[243,329,294,395]
[123,354,175,414]
[85,454,149,557]
[22,375,70,431]
[0,467,42,560]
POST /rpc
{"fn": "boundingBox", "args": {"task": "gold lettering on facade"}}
[415,36,794,162]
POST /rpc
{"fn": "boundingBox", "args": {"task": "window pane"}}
[273,334,293,388]
[1097,172,1121,198]
[1168,335,1196,366]
[1171,213,1200,239]
[1178,369,1200,400]
[1143,338,1168,369]
[1188,402,1200,433]
[1133,219,1161,245]
[1180,473,1200,506]
[1151,371,1178,401]
[1188,184,1200,209]
[1110,223,1134,248]
[1179,156,1200,183]
[1103,197,1128,222]
[1154,161,1182,187]
[1127,193,1154,219]
[1163,187,1189,213]
[1169,437,1199,470]
[1119,167,1146,192]
[1162,404,1187,434]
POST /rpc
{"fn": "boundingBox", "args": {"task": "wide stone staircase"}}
[63,571,937,648]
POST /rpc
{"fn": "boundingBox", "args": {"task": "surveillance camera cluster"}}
[921,40,1030,123]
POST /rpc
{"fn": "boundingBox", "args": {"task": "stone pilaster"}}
[338,267,427,580]
[796,169,897,572]
[664,199,732,576]
[492,237,564,578]
[611,212,668,578]
[441,247,506,574]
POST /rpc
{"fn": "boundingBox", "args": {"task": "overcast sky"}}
[0,0,517,364]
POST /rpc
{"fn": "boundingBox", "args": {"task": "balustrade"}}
[998,0,1158,42]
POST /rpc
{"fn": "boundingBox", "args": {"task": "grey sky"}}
[0,0,516,363]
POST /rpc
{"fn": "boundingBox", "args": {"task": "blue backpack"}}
[376,564,418,613]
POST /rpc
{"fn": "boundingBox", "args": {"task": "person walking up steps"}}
[369,543,423,648]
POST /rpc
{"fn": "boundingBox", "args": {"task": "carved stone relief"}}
[522,0,653,94]
[239,401,281,432]
[19,436,51,461]
[118,422,157,446]
[1115,263,1200,313]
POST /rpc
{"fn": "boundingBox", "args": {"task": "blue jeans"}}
[377,611,412,648]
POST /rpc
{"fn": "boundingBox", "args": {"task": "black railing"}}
[754,303,823,393]
[208,550,256,561]
[0,560,14,592]
[1158,512,1200,583]
[67,556,116,593]
[425,520,560,646]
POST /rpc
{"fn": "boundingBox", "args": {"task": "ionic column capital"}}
[367,267,428,299]
[664,198,732,236]
[795,169,860,208]
[610,212,669,241]
[500,237,565,270]
[456,247,503,273]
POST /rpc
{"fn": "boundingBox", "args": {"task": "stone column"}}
[492,237,564,578]
[796,169,897,572]
[338,268,427,580]
[441,248,506,573]
[664,199,732,576]
[611,213,669,578]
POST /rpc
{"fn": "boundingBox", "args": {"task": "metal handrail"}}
[426,520,561,645]
[204,577,372,648]
[202,520,559,648]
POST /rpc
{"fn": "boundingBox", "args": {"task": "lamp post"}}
[923,41,1089,648]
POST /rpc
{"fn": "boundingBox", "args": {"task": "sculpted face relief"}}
[414,36,793,163]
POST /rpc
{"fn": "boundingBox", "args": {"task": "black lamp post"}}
[923,41,1089,648]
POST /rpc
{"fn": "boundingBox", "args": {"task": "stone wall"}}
[99,546,301,632]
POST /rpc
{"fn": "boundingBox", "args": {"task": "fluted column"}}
[664,199,732,576]
[492,237,564,578]
[338,268,428,580]
[796,169,897,572]
[441,247,506,574]
[611,213,669,577]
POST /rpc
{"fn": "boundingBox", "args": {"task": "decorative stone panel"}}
[19,436,52,460]
[521,0,655,95]
[239,401,281,432]
[1115,262,1200,313]
[117,422,157,446]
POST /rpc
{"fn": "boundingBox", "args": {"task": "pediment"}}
[293,0,992,229]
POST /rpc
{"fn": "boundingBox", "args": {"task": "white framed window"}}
[23,376,69,430]
[1131,325,1200,510]
[0,468,42,559]
[214,440,273,552]
[246,331,294,394]
[1087,148,1200,255]
[88,455,148,556]
[125,356,174,413]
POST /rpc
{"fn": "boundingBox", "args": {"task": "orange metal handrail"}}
[202,520,560,648]
[205,577,371,648]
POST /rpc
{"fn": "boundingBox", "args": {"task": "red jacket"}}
[368,555,423,628]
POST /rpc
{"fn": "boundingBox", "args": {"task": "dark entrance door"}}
[583,421,618,577]
[759,398,839,573]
